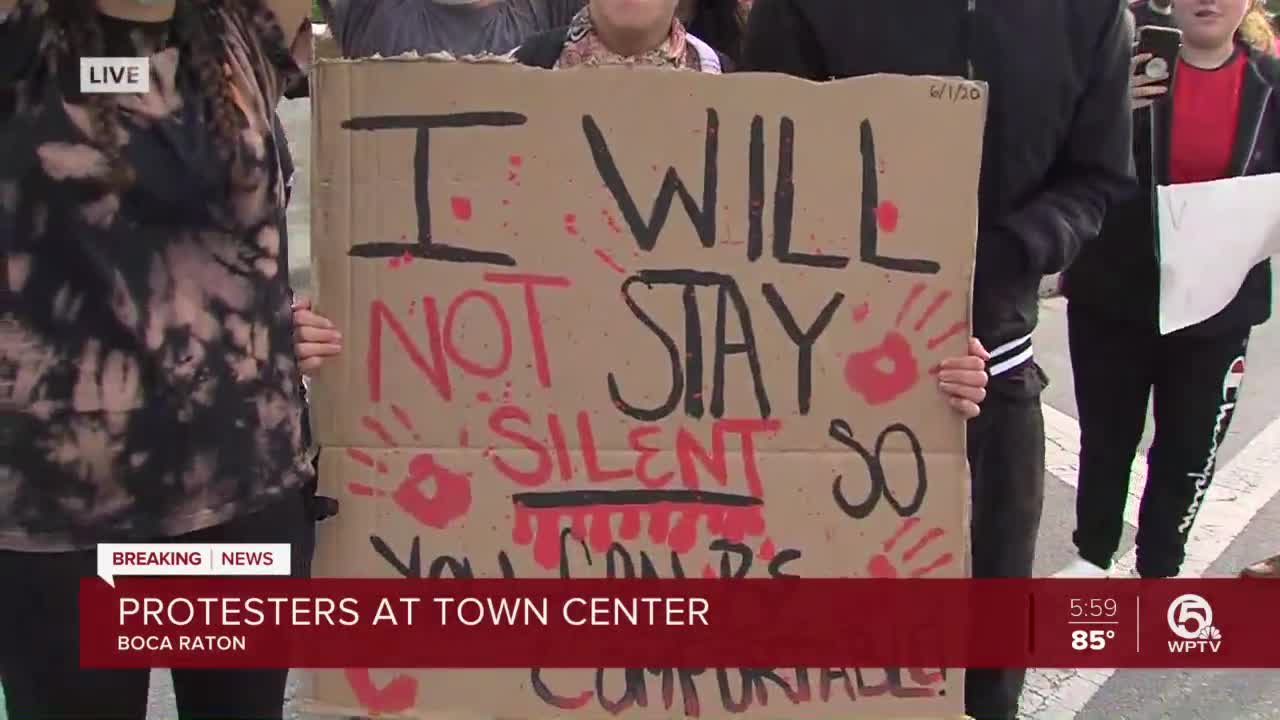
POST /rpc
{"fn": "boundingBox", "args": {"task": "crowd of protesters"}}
[2,0,1279,718]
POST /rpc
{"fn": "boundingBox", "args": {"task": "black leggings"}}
[0,490,312,720]
[1068,303,1251,578]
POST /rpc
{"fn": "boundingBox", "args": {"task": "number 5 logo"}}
[1167,593,1213,640]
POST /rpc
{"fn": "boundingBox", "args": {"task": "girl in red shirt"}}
[1060,0,1279,579]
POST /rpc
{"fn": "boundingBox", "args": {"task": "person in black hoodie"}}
[1060,0,1278,581]
[1131,0,1176,29]
[739,2,1136,718]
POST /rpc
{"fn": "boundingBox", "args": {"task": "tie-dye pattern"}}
[0,2,314,551]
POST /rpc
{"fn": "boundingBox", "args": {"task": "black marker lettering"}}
[584,110,719,252]
[609,274,684,422]
[763,284,845,414]
[559,526,593,579]
[427,555,474,579]
[606,543,636,579]
[342,112,525,265]
[531,669,590,710]
[716,668,751,713]
[682,284,705,418]
[597,668,643,714]
[859,120,939,274]
[713,278,770,418]
[709,538,753,579]
[768,549,802,578]
[829,419,928,519]
[772,118,850,269]
[370,535,421,578]
[747,116,765,261]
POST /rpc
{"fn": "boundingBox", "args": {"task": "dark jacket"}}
[741,0,1137,386]
[1130,0,1176,30]
[1063,45,1278,337]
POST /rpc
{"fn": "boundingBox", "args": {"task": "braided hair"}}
[45,0,273,190]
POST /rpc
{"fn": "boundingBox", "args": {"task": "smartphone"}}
[1136,26,1183,88]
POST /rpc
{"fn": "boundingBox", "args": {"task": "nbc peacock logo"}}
[1166,594,1223,653]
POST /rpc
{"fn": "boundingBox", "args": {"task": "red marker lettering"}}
[483,273,571,388]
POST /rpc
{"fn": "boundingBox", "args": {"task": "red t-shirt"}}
[1169,50,1246,183]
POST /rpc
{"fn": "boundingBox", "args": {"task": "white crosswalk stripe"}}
[1022,405,1280,719]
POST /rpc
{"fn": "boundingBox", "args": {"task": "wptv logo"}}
[1166,593,1223,654]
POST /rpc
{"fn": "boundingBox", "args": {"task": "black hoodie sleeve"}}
[998,0,1137,276]
[739,0,827,78]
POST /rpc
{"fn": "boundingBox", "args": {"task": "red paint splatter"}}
[844,283,962,404]
[391,453,472,529]
[702,563,718,579]
[594,248,626,275]
[475,391,493,403]
[875,201,900,232]
[458,428,469,447]
[758,538,776,561]
[390,404,418,439]
[400,251,413,265]
[563,213,578,236]
[844,332,919,406]
[347,482,384,497]
[601,209,623,234]
[388,257,401,269]
[450,196,472,221]
[852,302,870,323]
[512,502,767,570]
[509,154,523,167]
[361,416,396,446]
[346,448,376,468]
[926,321,967,350]
[894,282,927,328]
[866,518,954,579]
[344,670,418,716]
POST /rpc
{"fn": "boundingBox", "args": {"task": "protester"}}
[1059,0,1279,581]
[319,0,583,57]
[1131,0,1175,29]
[740,2,1135,718]
[0,1,314,717]
[680,0,749,67]
[512,0,729,70]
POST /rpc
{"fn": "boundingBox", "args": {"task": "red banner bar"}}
[79,578,1280,669]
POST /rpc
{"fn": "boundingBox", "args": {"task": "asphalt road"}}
[122,97,1280,720]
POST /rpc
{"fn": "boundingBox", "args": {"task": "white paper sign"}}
[1157,172,1280,335]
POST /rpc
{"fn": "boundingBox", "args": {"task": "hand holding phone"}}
[1132,25,1182,109]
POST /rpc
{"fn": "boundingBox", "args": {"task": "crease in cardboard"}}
[305,57,987,719]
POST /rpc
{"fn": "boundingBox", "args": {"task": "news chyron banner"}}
[82,576,1280,665]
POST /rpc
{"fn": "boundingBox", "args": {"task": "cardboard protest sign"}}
[302,58,987,719]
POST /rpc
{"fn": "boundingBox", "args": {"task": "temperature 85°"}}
[1071,628,1115,651]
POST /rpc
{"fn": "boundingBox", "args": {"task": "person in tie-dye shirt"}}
[0,0,314,716]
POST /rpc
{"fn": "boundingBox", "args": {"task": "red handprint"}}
[345,411,472,529]
[865,517,954,578]
[844,282,966,405]
[344,668,419,715]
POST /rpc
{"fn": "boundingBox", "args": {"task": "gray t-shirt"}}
[327,0,583,57]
